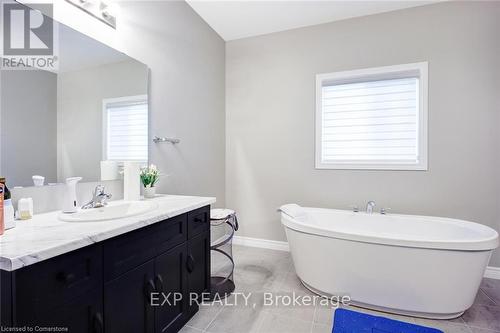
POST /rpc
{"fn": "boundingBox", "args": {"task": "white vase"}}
[144,186,156,199]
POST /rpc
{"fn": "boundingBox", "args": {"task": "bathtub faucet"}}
[366,201,376,214]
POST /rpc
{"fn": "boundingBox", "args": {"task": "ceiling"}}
[186,1,438,41]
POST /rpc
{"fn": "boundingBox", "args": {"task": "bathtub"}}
[280,205,499,319]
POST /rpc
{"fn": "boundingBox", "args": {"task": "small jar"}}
[4,199,16,229]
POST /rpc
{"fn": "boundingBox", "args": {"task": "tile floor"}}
[182,245,500,333]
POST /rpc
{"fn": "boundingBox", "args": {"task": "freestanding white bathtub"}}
[280,205,499,319]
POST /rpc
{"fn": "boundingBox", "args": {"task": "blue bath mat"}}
[332,308,443,333]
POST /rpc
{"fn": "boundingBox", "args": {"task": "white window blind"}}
[316,63,428,170]
[104,95,148,162]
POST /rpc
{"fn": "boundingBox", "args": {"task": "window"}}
[103,95,148,162]
[315,62,428,170]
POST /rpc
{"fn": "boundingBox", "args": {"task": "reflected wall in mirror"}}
[0,13,149,188]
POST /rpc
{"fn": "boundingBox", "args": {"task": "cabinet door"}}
[35,288,103,333]
[187,206,210,238]
[104,260,155,333]
[154,243,188,333]
[187,230,210,314]
[103,224,157,281]
[15,244,102,322]
[0,270,12,326]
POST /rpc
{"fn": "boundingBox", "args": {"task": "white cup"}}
[32,175,45,187]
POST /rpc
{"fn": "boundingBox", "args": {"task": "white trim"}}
[233,236,290,252]
[484,266,500,280]
[315,62,428,171]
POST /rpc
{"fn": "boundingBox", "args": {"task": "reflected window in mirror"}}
[103,95,148,162]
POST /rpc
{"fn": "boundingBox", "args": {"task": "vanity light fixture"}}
[65,0,116,29]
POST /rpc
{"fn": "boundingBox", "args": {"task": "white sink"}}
[59,200,159,222]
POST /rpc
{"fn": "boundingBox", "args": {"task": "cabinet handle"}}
[194,217,203,223]
[186,254,195,273]
[93,312,104,333]
[56,272,76,284]
[155,274,164,293]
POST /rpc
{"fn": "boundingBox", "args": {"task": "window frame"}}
[315,62,428,171]
[102,94,149,163]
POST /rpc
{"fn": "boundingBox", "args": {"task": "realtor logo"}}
[1,3,58,70]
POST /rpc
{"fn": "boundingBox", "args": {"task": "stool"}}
[208,208,238,300]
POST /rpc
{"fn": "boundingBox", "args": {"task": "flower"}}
[140,164,160,188]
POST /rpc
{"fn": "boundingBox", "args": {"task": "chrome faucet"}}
[366,201,376,214]
[82,185,112,209]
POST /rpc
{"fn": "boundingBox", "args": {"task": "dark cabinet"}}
[155,244,188,333]
[1,205,211,333]
[37,288,104,333]
[0,270,12,326]
[187,230,211,314]
[104,260,155,333]
[103,213,187,282]
[15,244,103,322]
[187,206,210,238]
[103,225,158,282]
[13,244,103,326]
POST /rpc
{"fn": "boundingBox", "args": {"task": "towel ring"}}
[152,136,180,144]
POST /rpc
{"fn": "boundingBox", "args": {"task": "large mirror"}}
[0,14,149,188]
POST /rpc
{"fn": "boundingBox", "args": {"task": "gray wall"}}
[117,1,226,205]
[57,60,148,182]
[1,70,57,187]
[226,2,500,265]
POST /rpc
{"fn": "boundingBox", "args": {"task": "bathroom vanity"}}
[0,195,214,333]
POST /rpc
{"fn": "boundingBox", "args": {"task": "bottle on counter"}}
[18,198,33,220]
[0,177,15,229]
[0,177,11,201]
[0,183,4,235]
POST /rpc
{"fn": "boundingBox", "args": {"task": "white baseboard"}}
[233,236,290,252]
[232,236,500,280]
[485,266,500,280]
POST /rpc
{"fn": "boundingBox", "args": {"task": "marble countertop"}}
[0,195,216,271]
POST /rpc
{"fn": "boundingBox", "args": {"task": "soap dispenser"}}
[62,177,82,213]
